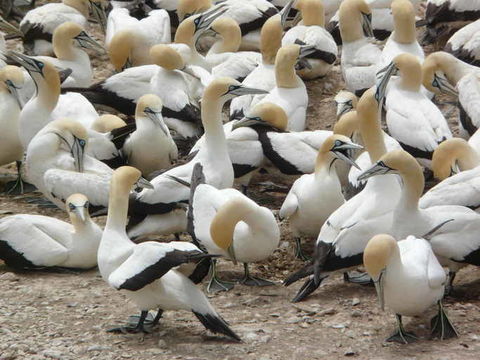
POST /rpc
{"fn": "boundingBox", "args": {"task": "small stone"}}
[344,349,357,356]
[0,272,20,281]
[351,311,362,318]
[87,345,111,352]
[157,339,167,348]
[319,308,336,316]
[351,298,360,306]
[269,313,280,318]
[331,324,346,329]
[244,332,259,342]
[67,303,78,308]
[42,350,63,360]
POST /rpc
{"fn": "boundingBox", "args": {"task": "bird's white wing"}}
[51,93,98,129]
[141,9,172,44]
[0,215,69,266]
[43,169,111,208]
[108,241,208,290]
[458,74,480,131]
[103,65,158,101]
[279,183,300,219]
[106,8,138,46]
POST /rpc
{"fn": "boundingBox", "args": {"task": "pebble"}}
[87,345,111,352]
[0,273,20,282]
[319,308,337,316]
[351,311,362,318]
[344,349,357,356]
[157,339,167,348]
[42,350,63,359]
[351,298,360,306]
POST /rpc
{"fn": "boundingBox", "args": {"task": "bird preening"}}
[2,0,480,354]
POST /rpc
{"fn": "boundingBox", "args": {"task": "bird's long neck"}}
[275,57,299,88]
[339,6,363,43]
[359,107,386,163]
[399,65,421,92]
[53,36,78,61]
[301,2,325,27]
[210,31,240,54]
[105,178,130,232]
[201,96,228,156]
[34,71,60,113]
[315,152,337,179]
[260,15,282,65]
[398,161,424,211]
[439,53,477,85]
[392,12,416,44]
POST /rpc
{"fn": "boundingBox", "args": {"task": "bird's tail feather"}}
[192,310,241,342]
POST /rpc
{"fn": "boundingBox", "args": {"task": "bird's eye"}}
[68,203,75,211]
[79,139,86,147]
[194,17,200,25]
[346,100,352,106]
[432,78,439,87]
[334,140,342,147]
[36,61,44,70]
[84,201,89,209]
[228,85,239,92]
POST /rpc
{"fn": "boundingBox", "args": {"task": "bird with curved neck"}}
[174,4,229,70]
[255,44,314,131]
[334,90,358,119]
[422,51,480,138]
[8,51,99,149]
[127,77,268,239]
[420,138,480,212]
[229,0,293,121]
[0,65,25,193]
[279,135,362,261]
[25,119,113,212]
[0,193,103,270]
[106,7,171,71]
[339,0,381,96]
[19,0,107,56]
[358,148,480,293]
[376,0,423,73]
[284,88,401,303]
[34,21,103,87]
[177,0,278,50]
[376,53,452,169]
[98,166,240,340]
[206,17,261,81]
[282,0,338,80]
[122,94,178,177]
[188,163,279,292]
[364,234,456,344]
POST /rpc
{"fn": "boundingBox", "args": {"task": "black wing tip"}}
[193,311,242,342]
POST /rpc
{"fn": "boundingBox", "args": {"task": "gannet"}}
[376,53,452,168]
[422,51,480,138]
[364,234,457,343]
[279,135,362,260]
[339,0,381,96]
[445,19,480,66]
[0,193,102,270]
[282,0,338,80]
[98,166,240,340]
[106,7,171,71]
[19,0,106,55]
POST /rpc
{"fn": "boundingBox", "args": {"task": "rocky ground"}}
[1,2,480,360]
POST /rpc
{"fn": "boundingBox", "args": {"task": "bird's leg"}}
[444,271,456,296]
[4,161,36,195]
[430,300,458,340]
[386,314,418,344]
[294,238,311,261]
[107,310,152,334]
[206,259,234,293]
[343,271,373,285]
[238,263,275,287]
[151,309,164,327]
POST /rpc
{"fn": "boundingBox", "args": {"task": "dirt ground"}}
[1,2,480,360]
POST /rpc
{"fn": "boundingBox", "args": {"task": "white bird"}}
[19,0,106,55]
[376,53,452,168]
[206,17,261,81]
[339,0,382,96]
[284,88,401,302]
[422,51,480,138]
[358,149,480,292]
[376,0,424,72]
[8,52,98,149]
[127,78,268,239]
[229,1,292,120]
[364,234,457,344]
[282,0,338,80]
[33,21,104,87]
[189,163,280,292]
[420,138,480,211]
[255,44,314,131]
[423,0,480,47]
[176,0,278,50]
[25,119,112,212]
[446,19,480,66]
[0,66,24,192]
[97,166,241,340]
[122,94,178,176]
[279,134,362,261]
[106,7,171,71]
[0,193,102,270]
